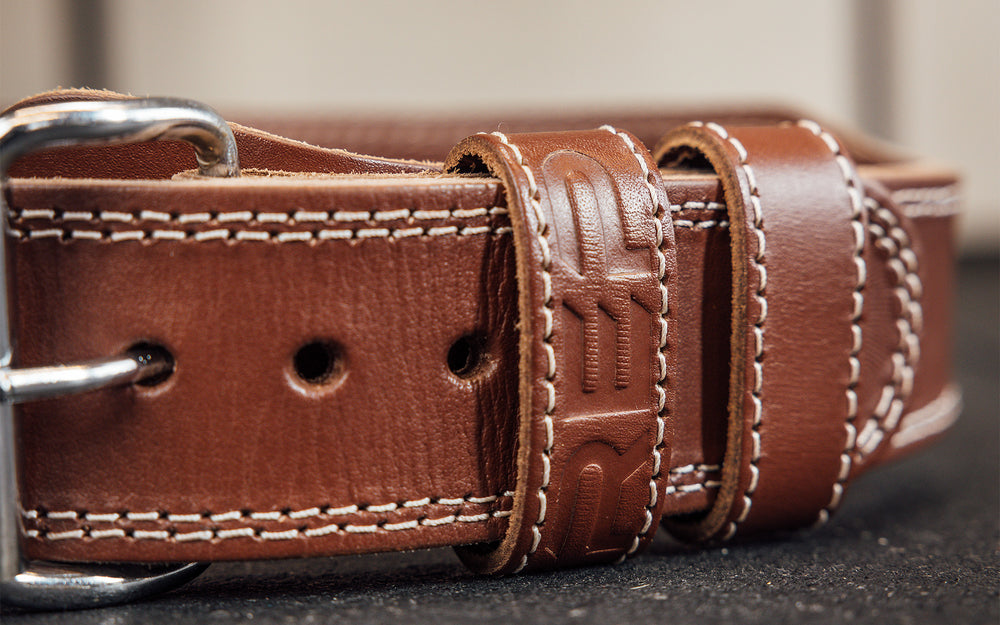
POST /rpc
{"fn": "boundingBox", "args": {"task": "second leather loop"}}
[655,120,871,543]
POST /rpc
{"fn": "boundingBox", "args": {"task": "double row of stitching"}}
[855,199,923,456]
[26,507,514,543]
[7,224,511,243]
[22,475,727,545]
[666,463,722,496]
[23,463,722,530]
[22,491,515,524]
[443,127,679,572]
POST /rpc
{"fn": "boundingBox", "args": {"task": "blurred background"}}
[1,0,997,253]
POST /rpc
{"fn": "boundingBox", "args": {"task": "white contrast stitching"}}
[664,480,723,495]
[899,202,960,219]
[23,463,720,545]
[668,201,725,213]
[100,211,132,222]
[23,492,515,524]
[599,125,669,557]
[19,209,56,220]
[9,203,512,243]
[62,210,94,221]
[11,206,504,226]
[665,464,722,496]
[426,226,458,236]
[488,131,555,574]
[139,210,171,222]
[854,199,923,456]
[371,209,411,221]
[797,120,868,528]
[47,529,85,541]
[332,211,371,222]
[47,510,78,520]
[672,219,730,230]
[10,224,511,243]
[217,211,254,223]
[693,121,767,542]
[668,463,720,476]
[178,212,211,224]
[28,506,515,543]
[891,185,959,206]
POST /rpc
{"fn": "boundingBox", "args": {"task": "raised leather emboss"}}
[537,410,656,564]
[445,128,673,573]
[538,150,662,564]
[542,151,661,394]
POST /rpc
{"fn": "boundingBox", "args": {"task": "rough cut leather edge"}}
[443,128,677,573]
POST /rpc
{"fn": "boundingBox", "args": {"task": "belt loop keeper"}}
[654,121,870,542]
[444,127,678,573]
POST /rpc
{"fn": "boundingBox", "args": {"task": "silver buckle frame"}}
[0,97,240,610]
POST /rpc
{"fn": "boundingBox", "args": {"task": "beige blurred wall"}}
[1,0,997,251]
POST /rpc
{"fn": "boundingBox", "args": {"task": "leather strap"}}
[4,90,961,568]
[443,128,676,573]
[656,121,868,540]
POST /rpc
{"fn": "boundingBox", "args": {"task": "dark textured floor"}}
[4,257,998,624]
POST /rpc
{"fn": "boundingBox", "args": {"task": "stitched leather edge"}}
[655,122,865,541]
[444,129,673,573]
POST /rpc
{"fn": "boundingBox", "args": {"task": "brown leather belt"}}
[0,89,961,604]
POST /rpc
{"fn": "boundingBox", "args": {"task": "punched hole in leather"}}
[128,342,176,388]
[447,333,489,379]
[289,340,345,389]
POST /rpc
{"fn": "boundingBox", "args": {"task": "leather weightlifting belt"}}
[0,89,961,608]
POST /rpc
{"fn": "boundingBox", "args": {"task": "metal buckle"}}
[0,97,240,610]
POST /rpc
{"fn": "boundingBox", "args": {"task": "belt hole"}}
[293,340,343,386]
[128,342,175,387]
[448,333,486,379]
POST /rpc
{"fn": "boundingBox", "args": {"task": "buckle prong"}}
[0,97,239,610]
[0,349,171,405]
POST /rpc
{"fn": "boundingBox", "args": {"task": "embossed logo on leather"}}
[541,151,661,394]
[539,411,655,565]
[536,148,661,564]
